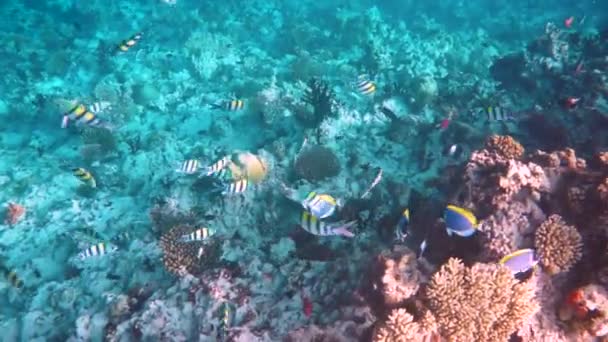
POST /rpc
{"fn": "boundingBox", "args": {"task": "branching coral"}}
[159,225,220,276]
[425,258,538,342]
[293,145,340,181]
[534,215,582,275]
[300,78,336,127]
[373,309,439,342]
[485,134,524,160]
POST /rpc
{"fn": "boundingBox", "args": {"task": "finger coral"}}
[294,145,341,181]
[485,134,524,160]
[160,225,220,277]
[425,258,538,342]
[373,309,439,342]
[534,214,582,275]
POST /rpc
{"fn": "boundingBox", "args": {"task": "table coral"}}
[534,214,582,275]
[425,258,538,342]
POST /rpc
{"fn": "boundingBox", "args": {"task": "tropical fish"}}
[61,102,112,129]
[499,248,538,275]
[446,144,462,158]
[78,242,118,260]
[563,97,580,109]
[3,268,23,289]
[444,204,478,237]
[395,208,410,242]
[476,106,515,121]
[355,75,376,95]
[117,32,143,52]
[179,227,215,242]
[210,100,245,111]
[564,16,574,28]
[217,302,233,341]
[300,211,355,237]
[301,290,313,318]
[73,168,97,188]
[222,179,248,195]
[204,157,230,177]
[361,168,383,199]
[177,159,200,174]
[110,232,132,244]
[301,192,337,219]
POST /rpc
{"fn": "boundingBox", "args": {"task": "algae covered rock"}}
[294,145,340,181]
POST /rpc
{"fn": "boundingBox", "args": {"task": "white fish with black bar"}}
[177,159,200,174]
[355,75,376,95]
[301,192,338,219]
[210,99,245,111]
[78,242,118,260]
[204,156,230,177]
[474,106,515,121]
[179,227,216,242]
[300,211,356,237]
[222,179,248,195]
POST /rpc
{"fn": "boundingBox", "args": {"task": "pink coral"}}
[4,202,25,225]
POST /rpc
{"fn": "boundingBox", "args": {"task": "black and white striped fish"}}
[177,159,200,174]
[476,106,515,121]
[179,227,215,242]
[355,75,376,95]
[204,157,230,176]
[61,102,112,129]
[222,179,248,195]
[210,100,245,111]
[300,211,355,237]
[78,242,118,260]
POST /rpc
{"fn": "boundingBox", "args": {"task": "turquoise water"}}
[1,0,607,340]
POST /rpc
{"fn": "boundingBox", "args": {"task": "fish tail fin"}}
[332,221,356,238]
[209,103,222,110]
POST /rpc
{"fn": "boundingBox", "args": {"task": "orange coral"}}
[485,135,524,160]
[4,202,25,225]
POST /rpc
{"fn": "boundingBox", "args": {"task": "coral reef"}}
[373,309,439,342]
[4,202,25,225]
[534,214,583,275]
[293,145,341,181]
[375,247,424,307]
[425,258,538,341]
[485,134,524,160]
[159,225,220,277]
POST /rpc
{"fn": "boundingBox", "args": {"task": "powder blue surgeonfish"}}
[499,248,539,275]
[395,208,410,242]
[444,204,478,237]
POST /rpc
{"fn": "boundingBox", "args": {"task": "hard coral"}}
[373,309,439,342]
[294,145,340,181]
[534,215,582,275]
[376,247,424,307]
[425,258,538,342]
[160,225,220,276]
[485,134,524,160]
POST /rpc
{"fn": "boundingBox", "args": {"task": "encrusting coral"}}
[425,258,538,342]
[485,134,524,160]
[534,214,583,275]
[159,225,219,276]
[373,309,439,342]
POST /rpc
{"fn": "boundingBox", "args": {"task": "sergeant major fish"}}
[73,168,97,188]
[78,242,118,260]
[222,179,248,195]
[475,106,515,121]
[210,100,245,111]
[355,75,376,96]
[177,159,200,174]
[61,101,112,129]
[300,211,355,238]
[179,227,215,242]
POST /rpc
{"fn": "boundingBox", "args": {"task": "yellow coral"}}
[534,215,582,275]
[426,258,538,342]
[373,309,439,342]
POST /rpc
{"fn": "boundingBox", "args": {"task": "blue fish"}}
[499,249,538,275]
[395,208,410,242]
[444,205,478,237]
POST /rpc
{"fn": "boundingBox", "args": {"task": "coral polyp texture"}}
[160,225,219,276]
[425,258,538,341]
[534,214,583,275]
[373,309,439,342]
